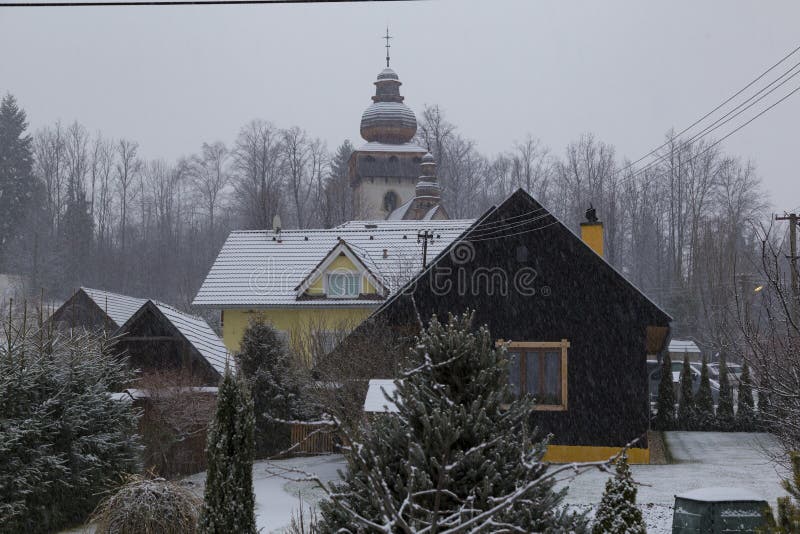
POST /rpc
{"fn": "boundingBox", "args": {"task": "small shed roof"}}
[148,301,229,376]
[364,379,399,413]
[80,287,147,328]
[676,487,764,502]
[669,339,701,353]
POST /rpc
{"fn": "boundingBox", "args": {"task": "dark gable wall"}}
[375,190,671,448]
[50,290,117,331]
[117,305,219,385]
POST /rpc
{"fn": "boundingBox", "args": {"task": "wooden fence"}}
[290,423,338,454]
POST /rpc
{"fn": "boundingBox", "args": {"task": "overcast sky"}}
[2,0,799,210]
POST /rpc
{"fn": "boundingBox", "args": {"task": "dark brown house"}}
[345,189,671,463]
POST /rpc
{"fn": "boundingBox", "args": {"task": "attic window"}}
[502,340,569,411]
[327,272,359,298]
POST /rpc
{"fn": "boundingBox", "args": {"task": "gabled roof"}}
[119,300,229,377]
[192,220,474,308]
[293,239,389,297]
[78,287,147,329]
[369,189,671,323]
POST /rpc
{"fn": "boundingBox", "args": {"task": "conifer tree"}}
[716,355,735,430]
[0,309,140,533]
[677,354,696,430]
[695,356,715,430]
[236,317,301,456]
[654,352,675,430]
[0,94,34,270]
[736,360,756,431]
[772,452,800,532]
[592,453,646,534]
[318,313,587,533]
[200,367,256,534]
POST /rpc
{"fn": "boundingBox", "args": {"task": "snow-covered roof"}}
[676,486,764,502]
[363,379,399,413]
[150,302,229,376]
[81,287,147,328]
[669,340,701,353]
[193,220,473,308]
[386,198,412,220]
[355,141,427,153]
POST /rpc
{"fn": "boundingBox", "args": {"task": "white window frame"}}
[325,271,360,298]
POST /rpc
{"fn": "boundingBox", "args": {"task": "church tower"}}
[349,34,448,221]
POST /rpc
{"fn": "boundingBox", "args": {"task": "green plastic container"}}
[672,487,770,533]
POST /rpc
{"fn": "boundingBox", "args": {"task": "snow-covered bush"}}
[0,313,141,533]
[199,367,256,534]
[91,474,202,533]
[318,312,588,533]
[592,453,645,534]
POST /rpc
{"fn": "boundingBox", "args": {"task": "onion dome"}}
[360,67,417,144]
[415,152,442,199]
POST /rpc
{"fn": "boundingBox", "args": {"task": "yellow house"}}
[192,219,473,360]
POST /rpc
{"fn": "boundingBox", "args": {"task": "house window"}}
[327,272,359,298]
[503,340,569,411]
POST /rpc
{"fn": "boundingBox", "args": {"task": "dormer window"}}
[327,272,359,298]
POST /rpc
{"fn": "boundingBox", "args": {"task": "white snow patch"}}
[184,455,345,533]
[677,486,763,502]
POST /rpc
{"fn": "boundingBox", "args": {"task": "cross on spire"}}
[383,27,392,67]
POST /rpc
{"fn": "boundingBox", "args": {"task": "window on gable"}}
[327,272,359,298]
[504,340,569,410]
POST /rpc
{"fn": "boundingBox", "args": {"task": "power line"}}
[627,65,800,180]
[616,43,800,177]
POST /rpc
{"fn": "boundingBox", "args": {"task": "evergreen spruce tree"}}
[736,360,756,431]
[236,317,301,457]
[0,94,34,271]
[318,313,587,533]
[677,354,696,430]
[592,453,646,534]
[772,452,800,532]
[716,355,735,430]
[654,352,675,430]
[200,367,257,534]
[0,311,140,533]
[695,356,715,430]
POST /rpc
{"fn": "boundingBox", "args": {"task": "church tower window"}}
[383,191,399,213]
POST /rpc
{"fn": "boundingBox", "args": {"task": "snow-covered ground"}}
[183,454,345,533]
[62,431,789,533]
[560,432,789,533]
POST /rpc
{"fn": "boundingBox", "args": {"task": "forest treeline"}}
[0,93,771,351]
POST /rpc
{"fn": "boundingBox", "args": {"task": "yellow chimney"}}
[580,222,603,256]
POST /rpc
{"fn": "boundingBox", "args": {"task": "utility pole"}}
[776,212,799,321]
[417,230,434,268]
[775,213,798,295]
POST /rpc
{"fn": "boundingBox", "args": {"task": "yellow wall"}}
[544,445,649,464]
[306,254,378,296]
[222,306,374,354]
[579,222,604,257]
